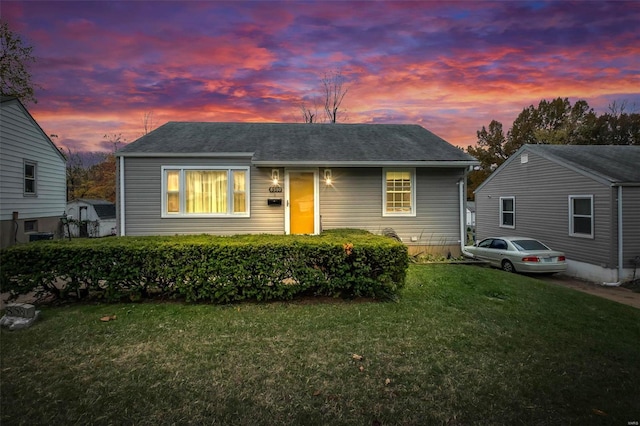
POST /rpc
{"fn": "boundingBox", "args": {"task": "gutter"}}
[253,160,479,168]
[119,156,125,236]
[603,185,623,286]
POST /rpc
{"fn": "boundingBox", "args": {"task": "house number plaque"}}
[268,186,283,193]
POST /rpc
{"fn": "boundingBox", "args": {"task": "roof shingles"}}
[117,122,477,165]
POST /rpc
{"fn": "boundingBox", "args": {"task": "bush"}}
[0,231,408,303]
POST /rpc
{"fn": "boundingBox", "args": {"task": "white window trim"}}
[499,196,515,229]
[161,166,250,218]
[24,160,37,196]
[569,195,594,239]
[382,168,416,217]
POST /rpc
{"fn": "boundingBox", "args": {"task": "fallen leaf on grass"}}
[352,353,363,361]
[312,390,322,397]
[100,315,116,322]
[359,366,365,372]
[384,378,391,386]
[592,408,607,416]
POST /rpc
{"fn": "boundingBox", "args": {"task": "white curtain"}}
[233,171,246,213]
[186,171,227,213]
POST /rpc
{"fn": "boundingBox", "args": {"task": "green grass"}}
[2,264,639,425]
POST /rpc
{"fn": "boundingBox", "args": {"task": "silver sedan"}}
[465,236,567,274]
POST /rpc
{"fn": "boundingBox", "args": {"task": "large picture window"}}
[162,167,249,217]
[500,196,515,228]
[569,195,593,238]
[383,168,416,216]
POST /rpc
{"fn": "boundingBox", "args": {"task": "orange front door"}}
[289,171,315,234]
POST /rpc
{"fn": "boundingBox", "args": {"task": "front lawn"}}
[1,264,639,425]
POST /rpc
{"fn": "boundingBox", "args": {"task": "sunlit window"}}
[162,167,249,217]
[383,169,415,216]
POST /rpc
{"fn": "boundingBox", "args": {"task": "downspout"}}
[459,170,474,258]
[602,185,623,286]
[119,156,126,236]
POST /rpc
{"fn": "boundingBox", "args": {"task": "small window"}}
[162,167,250,217]
[499,196,515,228]
[383,168,416,216]
[24,220,38,233]
[24,161,37,195]
[569,195,594,238]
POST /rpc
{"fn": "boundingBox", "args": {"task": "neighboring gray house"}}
[0,96,66,248]
[475,144,640,283]
[66,198,117,238]
[116,122,478,256]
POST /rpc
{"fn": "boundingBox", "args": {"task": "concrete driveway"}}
[537,274,640,310]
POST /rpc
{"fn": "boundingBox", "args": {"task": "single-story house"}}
[66,198,117,237]
[474,144,640,283]
[0,96,66,248]
[115,122,479,256]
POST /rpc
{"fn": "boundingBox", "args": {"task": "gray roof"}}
[93,204,116,220]
[117,122,477,166]
[475,144,640,193]
[75,198,113,205]
[525,144,640,184]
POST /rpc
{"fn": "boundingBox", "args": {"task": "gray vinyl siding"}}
[119,157,283,236]
[0,101,66,221]
[476,151,615,268]
[320,168,464,246]
[622,186,640,268]
[120,159,465,243]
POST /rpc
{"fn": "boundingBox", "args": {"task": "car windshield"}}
[511,239,549,251]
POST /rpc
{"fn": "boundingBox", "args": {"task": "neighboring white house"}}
[66,198,117,237]
[0,96,66,248]
[466,201,476,227]
[475,144,640,283]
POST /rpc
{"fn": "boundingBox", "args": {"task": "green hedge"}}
[0,230,408,303]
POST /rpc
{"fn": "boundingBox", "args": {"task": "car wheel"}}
[502,260,516,273]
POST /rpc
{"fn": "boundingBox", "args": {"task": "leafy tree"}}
[509,98,596,147]
[64,134,124,202]
[591,101,640,145]
[467,120,508,199]
[0,21,38,104]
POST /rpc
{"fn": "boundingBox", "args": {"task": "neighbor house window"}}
[24,161,37,195]
[162,167,249,217]
[383,168,416,216]
[569,195,593,238]
[500,196,515,228]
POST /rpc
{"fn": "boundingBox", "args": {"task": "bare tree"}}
[299,98,320,123]
[103,133,125,151]
[322,70,349,123]
[143,111,156,135]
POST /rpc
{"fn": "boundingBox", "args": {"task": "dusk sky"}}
[3,1,639,152]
